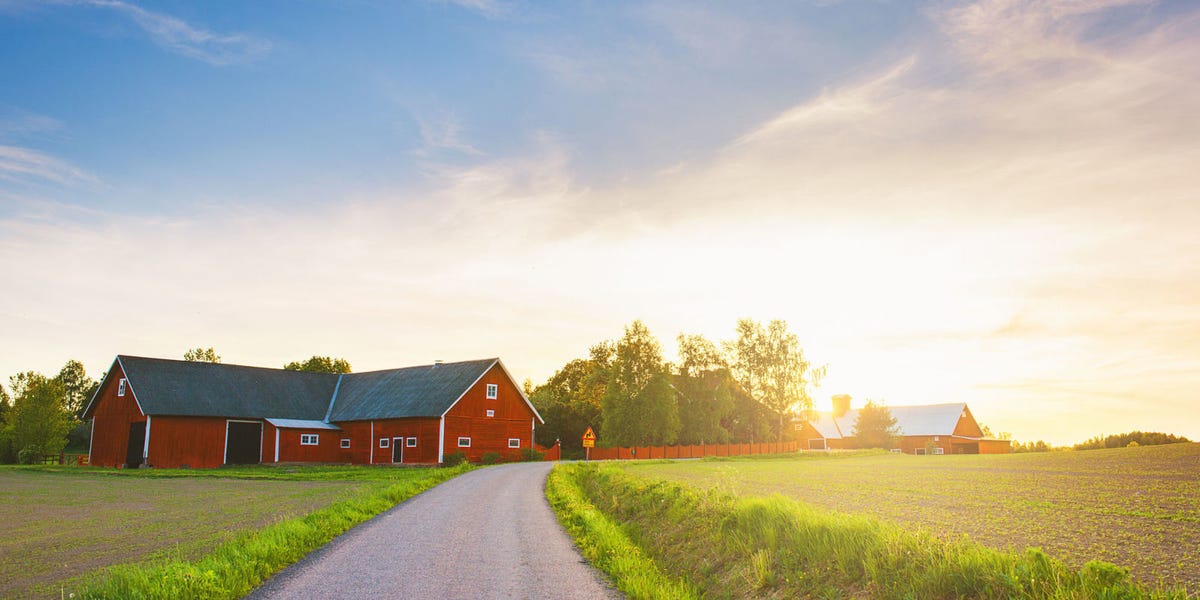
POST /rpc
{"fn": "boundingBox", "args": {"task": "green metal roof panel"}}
[119,355,338,420]
[329,358,497,421]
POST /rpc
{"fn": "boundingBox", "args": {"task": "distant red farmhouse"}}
[83,356,543,468]
[796,396,1011,455]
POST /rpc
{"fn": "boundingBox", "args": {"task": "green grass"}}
[552,461,1190,599]
[0,464,470,599]
[628,443,1200,591]
[546,464,698,600]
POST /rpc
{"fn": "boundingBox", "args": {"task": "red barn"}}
[796,397,1011,455]
[83,356,543,468]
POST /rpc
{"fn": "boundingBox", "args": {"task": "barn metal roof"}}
[811,403,971,439]
[328,358,498,421]
[115,356,338,420]
[265,418,342,430]
[96,356,519,424]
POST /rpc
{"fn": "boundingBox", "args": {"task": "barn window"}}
[301,434,319,445]
[914,448,926,455]
[933,447,945,455]
[508,438,520,449]
[118,378,127,397]
[340,439,351,449]
[406,437,417,447]
[486,409,495,418]
[486,384,498,399]
[457,437,471,447]
[379,438,390,449]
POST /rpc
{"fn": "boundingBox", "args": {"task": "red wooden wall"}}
[441,363,538,462]
[87,363,145,467]
[148,416,231,468]
[366,418,441,464]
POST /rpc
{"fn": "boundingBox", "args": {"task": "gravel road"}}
[246,461,621,599]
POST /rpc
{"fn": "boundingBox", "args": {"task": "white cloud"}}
[413,111,483,157]
[434,0,510,19]
[0,145,95,186]
[78,0,270,65]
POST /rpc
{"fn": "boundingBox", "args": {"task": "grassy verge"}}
[546,463,698,599]
[73,464,471,599]
[551,462,1190,599]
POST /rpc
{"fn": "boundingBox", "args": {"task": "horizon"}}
[2,0,1198,446]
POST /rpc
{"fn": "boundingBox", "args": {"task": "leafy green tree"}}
[0,384,12,463]
[723,378,774,443]
[184,347,221,363]
[725,318,824,443]
[56,360,97,420]
[283,356,352,373]
[852,400,899,449]
[673,334,734,444]
[6,372,70,460]
[602,321,680,446]
[1073,431,1190,450]
[530,348,610,457]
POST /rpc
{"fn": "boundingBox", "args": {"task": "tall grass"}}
[552,463,1190,599]
[75,464,471,599]
[545,465,698,599]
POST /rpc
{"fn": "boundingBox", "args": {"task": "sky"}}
[1,0,1197,445]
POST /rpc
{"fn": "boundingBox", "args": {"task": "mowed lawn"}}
[0,467,408,599]
[627,443,1200,591]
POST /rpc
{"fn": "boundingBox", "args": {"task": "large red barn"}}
[83,356,543,468]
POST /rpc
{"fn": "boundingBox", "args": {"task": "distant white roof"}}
[265,418,342,430]
[808,403,971,439]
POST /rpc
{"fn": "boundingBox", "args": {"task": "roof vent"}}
[433,359,443,368]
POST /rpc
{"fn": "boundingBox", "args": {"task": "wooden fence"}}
[39,453,89,466]
[586,440,799,461]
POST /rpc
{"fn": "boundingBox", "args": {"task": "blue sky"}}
[2,0,1198,444]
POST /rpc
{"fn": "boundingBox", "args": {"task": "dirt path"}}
[246,462,621,599]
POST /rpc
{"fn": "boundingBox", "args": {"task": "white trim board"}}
[142,415,152,462]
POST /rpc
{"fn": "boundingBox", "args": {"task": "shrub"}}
[481,452,502,465]
[520,448,545,462]
[18,444,42,465]
[443,451,468,467]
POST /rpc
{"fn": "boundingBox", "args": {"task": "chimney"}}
[433,359,444,368]
[832,394,851,418]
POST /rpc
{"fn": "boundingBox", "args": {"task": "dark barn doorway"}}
[125,421,146,468]
[225,421,263,465]
[392,437,405,463]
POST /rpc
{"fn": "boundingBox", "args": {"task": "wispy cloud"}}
[0,109,64,139]
[413,110,483,157]
[437,0,510,19]
[75,0,270,65]
[0,145,95,186]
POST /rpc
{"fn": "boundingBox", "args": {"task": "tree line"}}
[0,348,351,464]
[529,319,824,458]
[1006,430,1191,453]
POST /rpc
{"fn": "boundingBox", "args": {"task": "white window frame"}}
[508,438,520,449]
[486,409,495,418]
[340,438,351,449]
[406,437,417,448]
[914,447,926,455]
[118,378,127,397]
[486,384,498,399]
[457,436,471,448]
[300,434,319,446]
[379,437,390,449]
[933,447,945,455]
